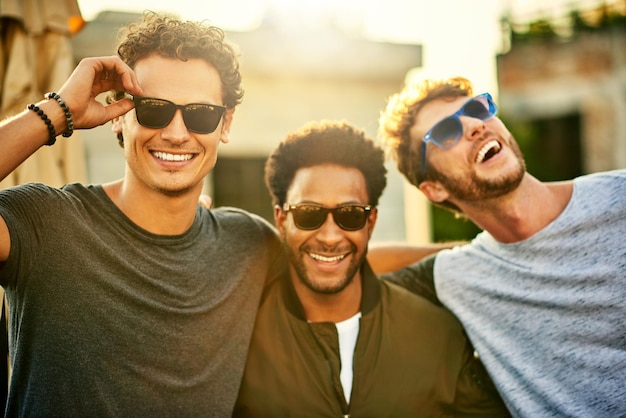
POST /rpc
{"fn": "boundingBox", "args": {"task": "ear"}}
[274,204,287,233]
[367,207,378,240]
[220,108,235,144]
[418,180,450,203]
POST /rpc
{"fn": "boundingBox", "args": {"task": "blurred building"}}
[71,10,423,241]
[0,0,87,189]
[497,3,626,178]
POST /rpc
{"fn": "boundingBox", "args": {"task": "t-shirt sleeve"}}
[379,254,441,307]
[0,184,56,287]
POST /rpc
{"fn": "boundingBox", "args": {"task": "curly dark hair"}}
[378,77,473,213]
[110,11,243,146]
[265,120,387,208]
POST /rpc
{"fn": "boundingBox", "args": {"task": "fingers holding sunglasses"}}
[57,56,144,130]
[92,56,143,97]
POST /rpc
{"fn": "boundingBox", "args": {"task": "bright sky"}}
[75,0,615,95]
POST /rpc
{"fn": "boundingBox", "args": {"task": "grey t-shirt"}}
[386,169,626,418]
[0,183,284,417]
[438,170,626,417]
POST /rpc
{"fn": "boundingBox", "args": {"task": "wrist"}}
[26,103,56,146]
[45,92,74,138]
[26,96,75,146]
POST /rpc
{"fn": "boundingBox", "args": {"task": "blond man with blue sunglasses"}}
[378,77,626,418]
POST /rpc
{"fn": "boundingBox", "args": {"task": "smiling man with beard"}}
[378,77,626,418]
[233,120,510,417]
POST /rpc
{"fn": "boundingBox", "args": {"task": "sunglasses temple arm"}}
[420,142,427,181]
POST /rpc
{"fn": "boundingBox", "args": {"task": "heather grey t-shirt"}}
[0,183,284,417]
[435,170,626,417]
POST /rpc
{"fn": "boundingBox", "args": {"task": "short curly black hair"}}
[110,11,243,147]
[265,120,387,208]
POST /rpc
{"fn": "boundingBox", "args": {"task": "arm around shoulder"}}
[367,240,463,275]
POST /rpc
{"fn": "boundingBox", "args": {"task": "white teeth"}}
[152,152,193,162]
[310,253,345,263]
[475,140,501,163]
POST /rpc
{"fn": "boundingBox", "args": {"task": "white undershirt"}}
[335,312,362,403]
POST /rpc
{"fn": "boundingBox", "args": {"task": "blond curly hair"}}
[378,77,474,187]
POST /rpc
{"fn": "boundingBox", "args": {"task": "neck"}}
[102,179,202,235]
[457,173,574,243]
[291,273,362,324]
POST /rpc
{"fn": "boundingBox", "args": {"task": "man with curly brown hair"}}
[0,12,284,416]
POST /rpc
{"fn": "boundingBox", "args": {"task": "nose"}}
[315,213,344,245]
[462,116,486,142]
[161,109,190,144]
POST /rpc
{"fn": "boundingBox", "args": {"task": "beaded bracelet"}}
[27,103,57,146]
[45,92,74,137]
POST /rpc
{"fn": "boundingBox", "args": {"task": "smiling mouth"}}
[151,151,194,162]
[309,252,346,263]
[475,140,502,163]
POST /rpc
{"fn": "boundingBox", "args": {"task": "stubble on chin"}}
[285,243,363,295]
[433,137,526,202]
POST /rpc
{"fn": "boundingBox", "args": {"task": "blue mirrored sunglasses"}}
[420,93,498,177]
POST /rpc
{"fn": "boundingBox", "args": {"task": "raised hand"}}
[58,56,144,130]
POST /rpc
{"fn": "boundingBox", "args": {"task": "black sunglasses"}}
[283,203,372,231]
[132,96,227,134]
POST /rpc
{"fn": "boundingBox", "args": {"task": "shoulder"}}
[203,207,283,263]
[210,206,274,227]
[0,182,91,212]
[257,275,286,313]
[207,206,278,238]
[567,170,626,213]
[573,169,626,189]
[0,182,60,199]
[380,279,437,308]
[379,279,460,328]
[434,240,501,281]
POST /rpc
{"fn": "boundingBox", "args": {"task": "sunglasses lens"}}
[135,98,175,129]
[333,206,368,230]
[463,97,492,120]
[288,205,369,230]
[292,206,326,230]
[183,104,225,134]
[422,93,497,160]
[133,97,225,134]
[429,117,462,148]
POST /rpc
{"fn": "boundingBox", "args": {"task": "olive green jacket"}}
[233,262,510,418]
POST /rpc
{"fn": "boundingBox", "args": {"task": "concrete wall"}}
[497,28,626,173]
